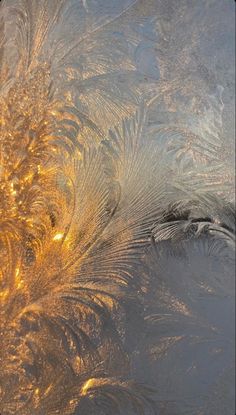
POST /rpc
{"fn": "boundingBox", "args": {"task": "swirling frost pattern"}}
[0,1,235,414]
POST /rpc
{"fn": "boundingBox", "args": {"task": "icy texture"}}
[0,1,235,414]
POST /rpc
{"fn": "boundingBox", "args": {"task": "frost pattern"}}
[0,1,235,414]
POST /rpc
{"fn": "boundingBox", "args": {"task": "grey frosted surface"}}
[0,1,235,414]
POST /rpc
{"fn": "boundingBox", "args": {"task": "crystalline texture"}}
[0,1,235,414]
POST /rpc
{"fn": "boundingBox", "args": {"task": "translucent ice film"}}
[0,1,235,414]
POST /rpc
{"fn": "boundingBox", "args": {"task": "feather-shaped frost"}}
[0,1,235,414]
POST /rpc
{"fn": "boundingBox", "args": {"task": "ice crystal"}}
[0,1,234,414]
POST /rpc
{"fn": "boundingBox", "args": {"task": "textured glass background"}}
[0,1,235,414]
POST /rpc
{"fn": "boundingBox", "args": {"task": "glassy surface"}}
[0,1,235,414]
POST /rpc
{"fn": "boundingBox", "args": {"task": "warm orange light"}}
[53,233,64,241]
[15,267,24,289]
[81,378,95,396]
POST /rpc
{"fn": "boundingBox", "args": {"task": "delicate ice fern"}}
[0,1,234,414]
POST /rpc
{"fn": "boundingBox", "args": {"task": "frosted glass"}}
[0,1,234,414]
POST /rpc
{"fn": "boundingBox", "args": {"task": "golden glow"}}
[24,172,34,183]
[0,288,9,301]
[53,233,64,241]
[81,378,95,396]
[34,388,40,396]
[15,267,24,289]
[10,182,17,196]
